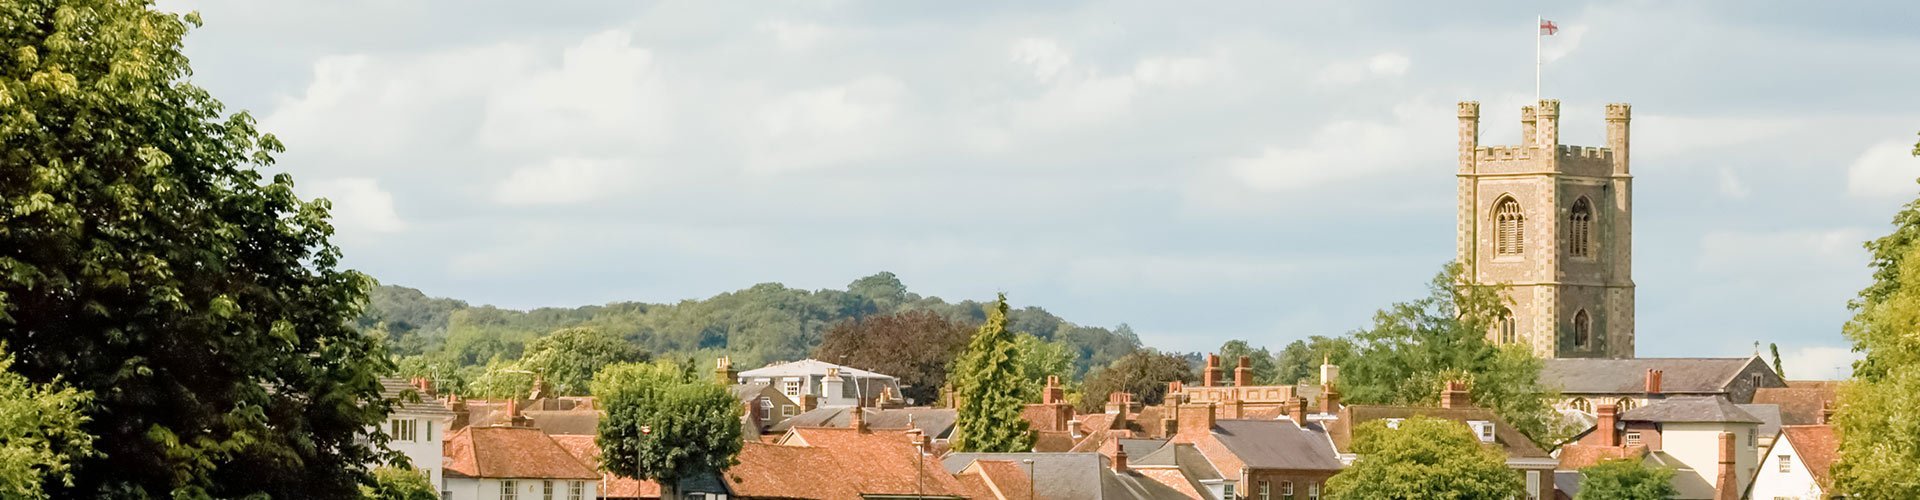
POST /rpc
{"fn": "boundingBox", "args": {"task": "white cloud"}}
[1132,55,1224,87]
[1846,139,1920,198]
[1064,254,1300,295]
[476,30,670,153]
[1633,114,1799,160]
[1780,345,1859,380]
[1226,100,1452,191]
[1540,23,1587,63]
[757,20,832,51]
[1011,38,1074,83]
[265,47,527,157]
[1717,167,1750,199]
[1695,228,1869,274]
[1313,52,1410,86]
[747,75,911,173]
[492,157,635,206]
[304,178,406,234]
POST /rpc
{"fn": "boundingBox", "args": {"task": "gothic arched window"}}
[1569,397,1592,413]
[1495,197,1525,257]
[1497,307,1517,345]
[1573,309,1593,348]
[1615,397,1636,412]
[1569,197,1594,258]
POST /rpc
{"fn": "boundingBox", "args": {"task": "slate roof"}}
[378,378,456,417]
[768,406,957,439]
[942,452,1189,499]
[1333,405,1551,459]
[1751,385,1838,425]
[1210,419,1343,471]
[739,359,896,380]
[443,426,599,480]
[1619,397,1761,424]
[730,382,774,400]
[1541,357,1765,394]
[1736,404,1782,438]
[1132,442,1223,482]
[1779,425,1839,489]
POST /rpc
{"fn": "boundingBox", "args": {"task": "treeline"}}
[360,272,1143,386]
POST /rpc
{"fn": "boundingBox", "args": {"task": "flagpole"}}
[1535,15,1542,103]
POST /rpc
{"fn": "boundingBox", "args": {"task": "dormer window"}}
[1495,197,1525,257]
[1468,420,1496,442]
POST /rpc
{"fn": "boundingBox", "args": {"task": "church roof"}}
[1620,396,1762,424]
[1541,357,1767,394]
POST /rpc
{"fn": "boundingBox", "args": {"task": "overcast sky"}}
[158,0,1920,378]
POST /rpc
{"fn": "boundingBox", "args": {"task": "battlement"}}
[1477,145,1535,161]
[1559,145,1613,161]
[1605,103,1631,121]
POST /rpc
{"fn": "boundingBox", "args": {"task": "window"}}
[783,378,801,397]
[1469,421,1496,442]
[1526,471,1541,500]
[1778,455,1792,473]
[1615,397,1636,412]
[389,419,417,442]
[1572,310,1592,349]
[1308,483,1320,500]
[501,480,518,500]
[782,405,797,417]
[1569,397,1592,413]
[543,480,554,500]
[426,421,433,442]
[1624,432,1642,447]
[1260,480,1270,500]
[1497,308,1517,345]
[1283,481,1294,496]
[1569,197,1593,258]
[1495,197,1525,257]
[570,481,585,500]
[757,399,772,419]
[1749,429,1757,447]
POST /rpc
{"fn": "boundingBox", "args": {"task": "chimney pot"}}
[1111,449,1129,473]
[1440,380,1471,409]
[1203,354,1222,387]
[1645,369,1664,396]
[1233,356,1253,387]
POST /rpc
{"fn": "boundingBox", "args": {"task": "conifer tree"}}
[950,294,1033,452]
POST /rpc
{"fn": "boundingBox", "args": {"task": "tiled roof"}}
[1541,357,1764,394]
[738,359,897,380]
[524,410,601,436]
[1751,386,1837,425]
[1334,405,1550,459]
[443,426,599,480]
[1619,397,1761,424]
[1780,425,1839,488]
[1032,431,1076,453]
[378,378,456,417]
[734,428,970,499]
[1210,419,1343,471]
[768,406,957,439]
[967,460,1034,500]
[1555,444,1649,470]
[548,435,658,499]
[941,453,1189,500]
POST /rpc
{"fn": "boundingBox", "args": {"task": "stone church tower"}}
[1456,99,1634,359]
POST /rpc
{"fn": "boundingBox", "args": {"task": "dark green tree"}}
[361,466,438,500]
[949,294,1033,452]
[0,1,394,496]
[0,345,92,499]
[1216,339,1279,384]
[812,310,972,404]
[1768,342,1785,379]
[1340,263,1566,444]
[1325,416,1521,499]
[1274,335,1357,385]
[520,327,650,396]
[594,361,742,500]
[1574,459,1676,500]
[1078,349,1194,413]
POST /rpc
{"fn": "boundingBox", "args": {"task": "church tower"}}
[1456,99,1635,359]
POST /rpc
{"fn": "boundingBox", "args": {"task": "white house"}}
[377,378,457,488]
[442,426,600,500]
[1745,425,1837,500]
[737,359,903,407]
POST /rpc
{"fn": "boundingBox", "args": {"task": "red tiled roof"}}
[738,428,973,498]
[1751,387,1838,425]
[1556,444,1649,470]
[1135,468,1203,499]
[443,426,599,480]
[1780,425,1839,488]
[967,460,1034,500]
[1032,431,1076,453]
[548,435,658,499]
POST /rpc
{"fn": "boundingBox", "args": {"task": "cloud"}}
[1633,114,1799,161]
[1132,55,1225,87]
[747,75,912,173]
[1846,139,1920,198]
[1696,228,1869,274]
[1226,99,1451,191]
[1780,345,1859,380]
[1540,23,1587,63]
[757,20,832,51]
[1011,38,1075,83]
[492,157,635,206]
[475,30,670,153]
[1313,52,1410,86]
[1717,167,1750,199]
[304,178,406,234]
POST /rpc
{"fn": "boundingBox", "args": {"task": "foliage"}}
[1339,263,1567,445]
[1274,335,1357,385]
[1078,349,1195,414]
[0,346,92,499]
[0,1,393,496]
[519,327,650,396]
[1574,459,1676,500]
[1835,246,1920,496]
[361,466,437,500]
[1215,340,1279,384]
[1013,332,1075,403]
[1324,416,1521,500]
[464,358,537,399]
[1769,342,1784,378]
[949,294,1034,453]
[812,310,973,405]
[595,361,743,498]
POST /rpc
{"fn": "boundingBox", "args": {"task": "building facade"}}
[1456,99,1635,359]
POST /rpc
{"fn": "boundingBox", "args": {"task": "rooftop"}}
[738,359,897,380]
[443,426,598,480]
[1210,419,1343,471]
[1541,357,1767,394]
[1619,396,1762,424]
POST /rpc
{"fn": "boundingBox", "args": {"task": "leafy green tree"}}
[0,346,92,499]
[465,358,537,399]
[520,327,650,396]
[1340,263,1566,444]
[1768,342,1785,378]
[1835,232,1920,495]
[950,294,1033,453]
[1325,416,1521,500]
[1574,459,1676,500]
[361,466,437,500]
[595,361,742,500]
[0,1,393,496]
[1013,332,1075,402]
[1078,349,1194,413]
[847,272,910,312]
[1216,339,1279,384]
[812,310,972,404]
[1274,335,1357,385]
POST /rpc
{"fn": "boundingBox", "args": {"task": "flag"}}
[1539,19,1558,35]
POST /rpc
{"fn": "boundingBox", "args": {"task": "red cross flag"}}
[1540,19,1559,35]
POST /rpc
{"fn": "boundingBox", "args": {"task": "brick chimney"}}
[1203,354,1222,387]
[1165,380,1184,405]
[1818,401,1834,425]
[850,406,869,433]
[1233,356,1253,386]
[1440,380,1471,409]
[906,428,927,454]
[1713,432,1738,500]
[1288,396,1307,424]
[1319,383,1341,414]
[1111,448,1129,474]
[507,398,529,427]
[1176,404,1216,439]
[1596,404,1619,447]
[1645,369,1663,398]
[716,356,738,385]
[1043,376,1064,405]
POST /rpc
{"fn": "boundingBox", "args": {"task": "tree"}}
[361,466,437,500]
[520,327,650,396]
[1013,332,1074,403]
[0,2,393,496]
[1274,335,1356,385]
[0,346,92,499]
[847,272,910,312]
[464,358,537,399]
[1835,242,1920,495]
[1768,342,1785,378]
[1574,459,1676,500]
[949,294,1033,453]
[595,361,742,500]
[1216,339,1279,384]
[1078,349,1194,413]
[1324,416,1521,499]
[1339,263,1566,444]
[812,310,972,404]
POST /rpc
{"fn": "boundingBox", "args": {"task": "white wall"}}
[384,415,453,487]
[1660,423,1757,500]
[1747,433,1825,500]
[445,477,599,500]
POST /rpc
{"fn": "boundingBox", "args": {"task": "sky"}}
[156,0,1920,379]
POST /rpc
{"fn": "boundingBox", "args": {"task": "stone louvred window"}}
[1495,197,1525,257]
[1569,197,1594,257]
[1572,309,1592,348]
[1498,307,1517,345]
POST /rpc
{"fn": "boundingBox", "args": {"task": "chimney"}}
[905,428,927,453]
[942,383,957,409]
[1713,432,1738,500]
[421,378,436,398]
[1819,401,1834,425]
[506,398,528,427]
[1165,380,1184,405]
[823,369,845,403]
[1645,369,1663,398]
[449,394,469,430]
[1203,354,1222,387]
[1597,404,1619,447]
[1111,449,1129,474]
[1319,355,1339,386]
[801,394,819,413]
[1319,383,1341,414]
[1176,404,1216,439]
[1288,396,1307,424]
[1160,417,1177,439]
[1440,381,1471,409]
[1043,376,1064,405]
[1233,356,1253,387]
[716,356,739,385]
[850,406,868,433]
